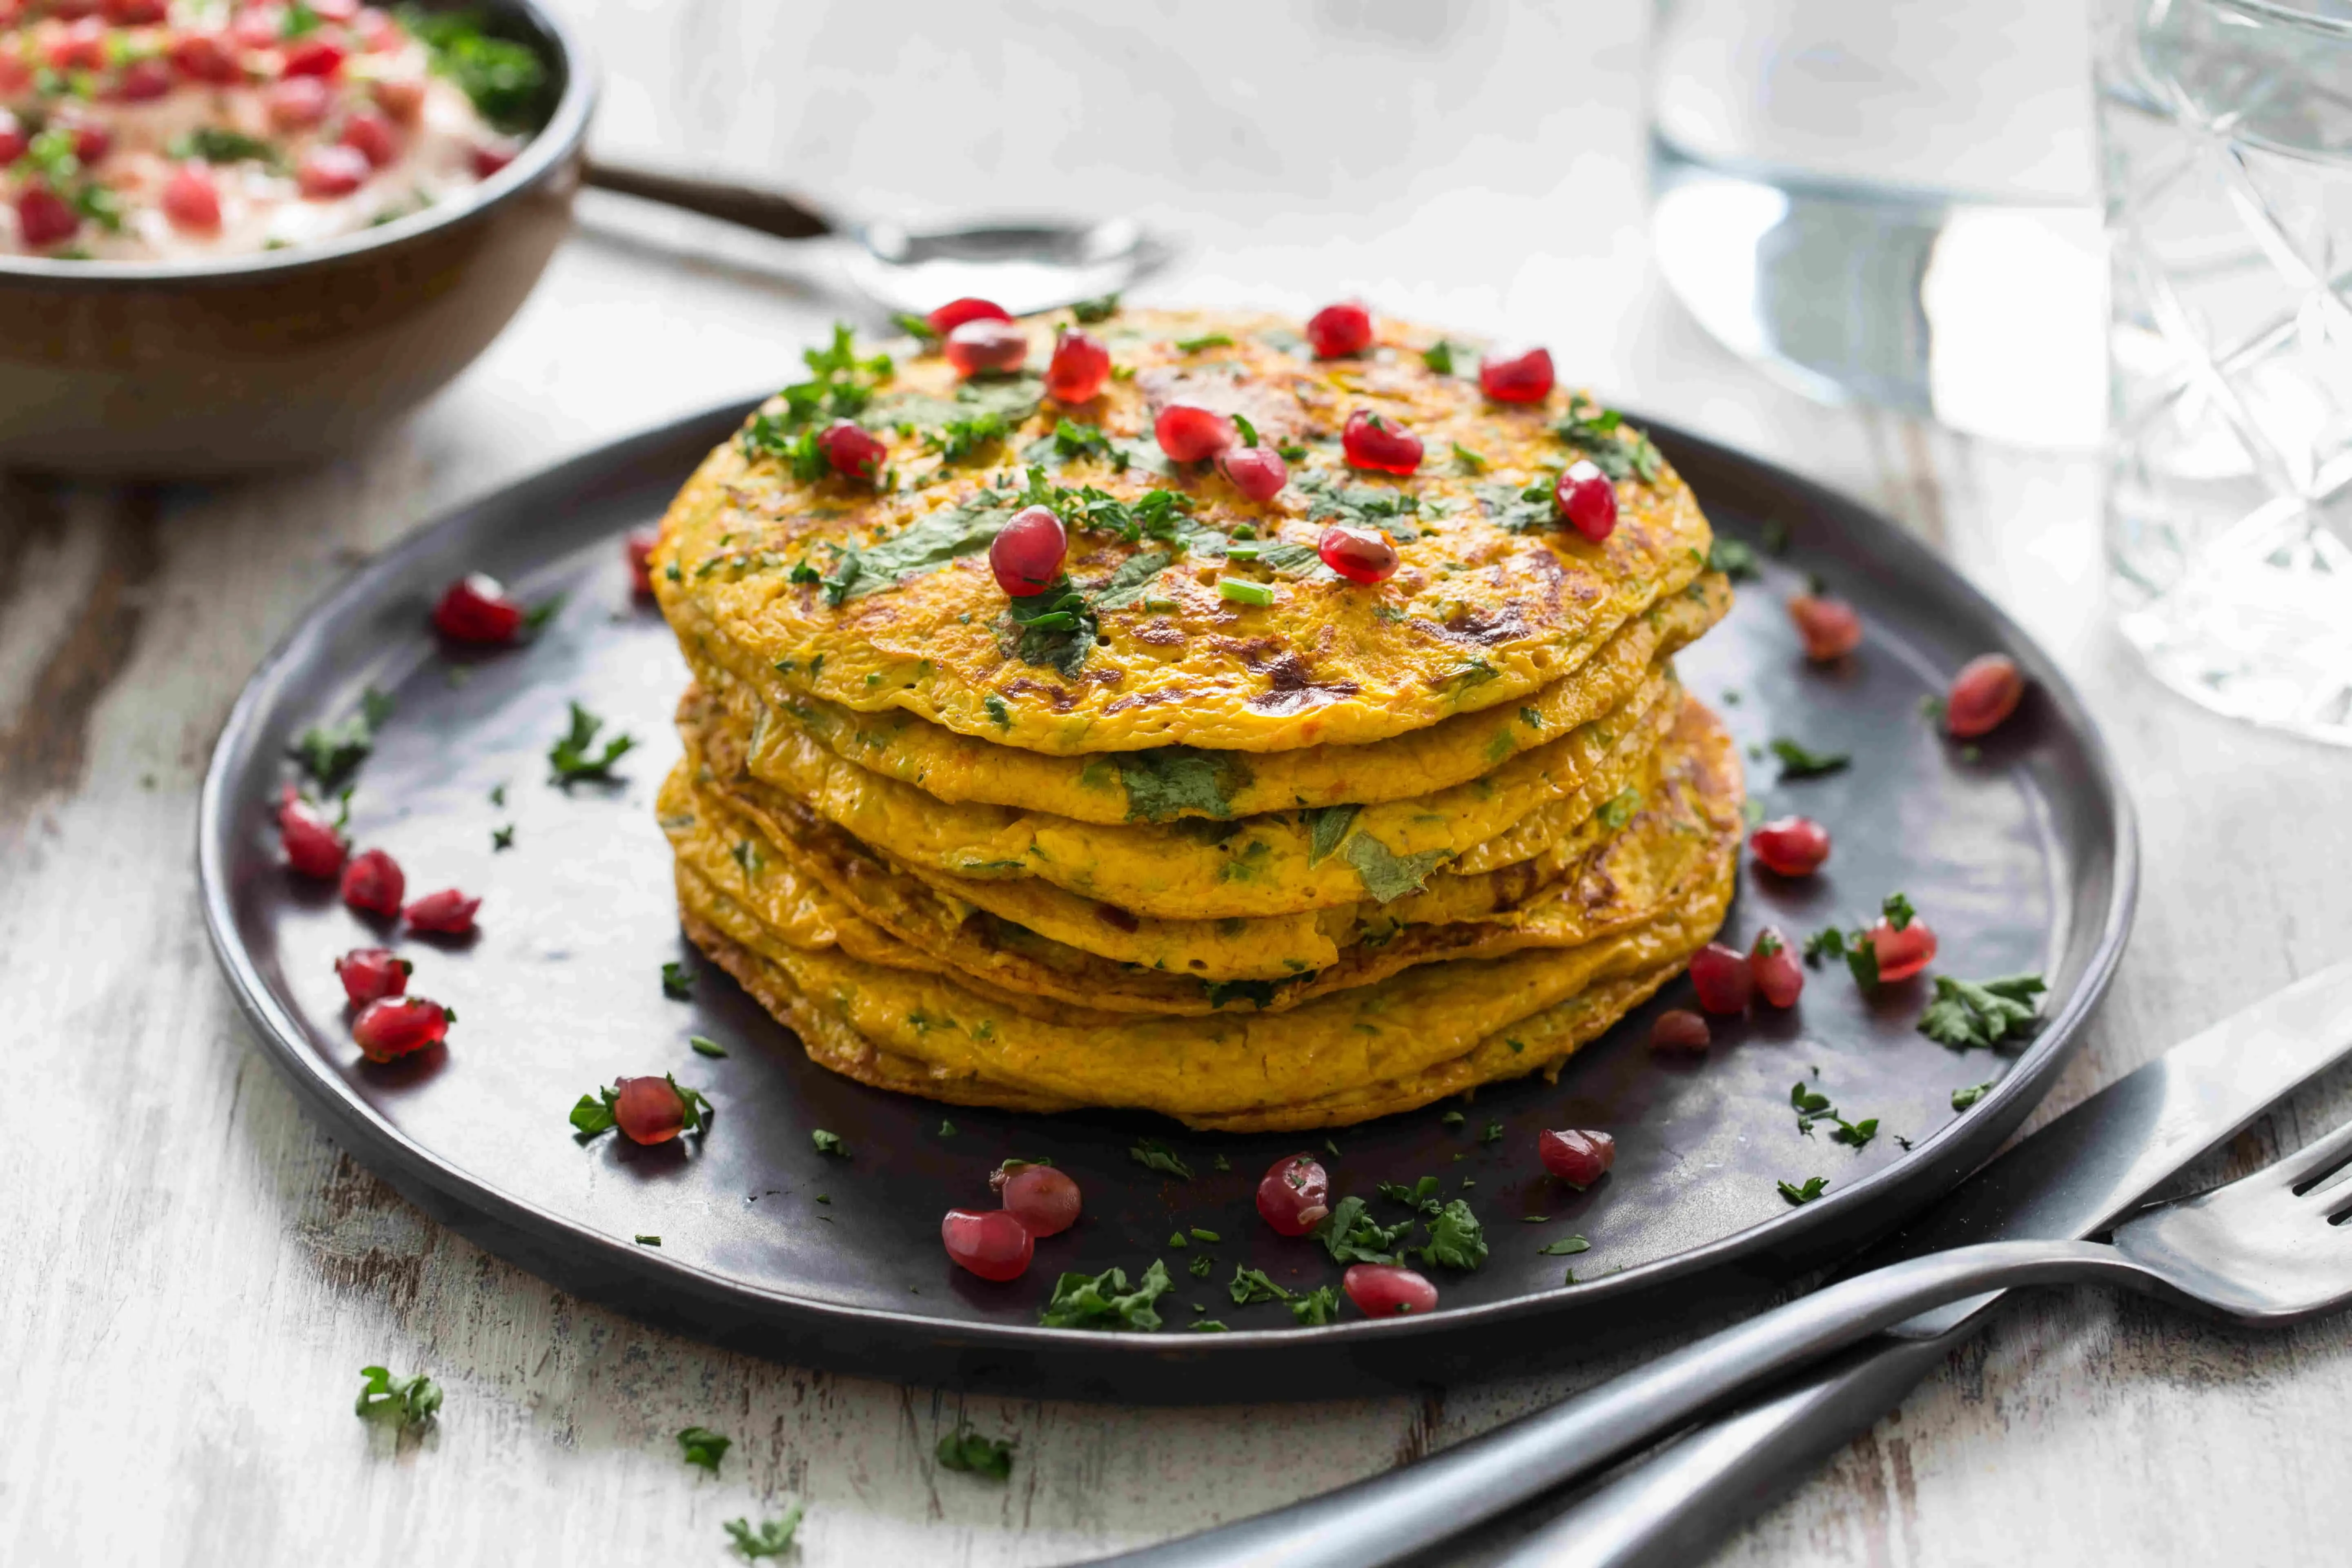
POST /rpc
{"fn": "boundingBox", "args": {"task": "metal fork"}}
[1095,1115,2352,1568]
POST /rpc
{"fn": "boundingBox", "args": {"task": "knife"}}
[1479,958,2352,1568]
[1087,961,2352,1568]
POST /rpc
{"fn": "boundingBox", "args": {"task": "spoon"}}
[581,156,1169,316]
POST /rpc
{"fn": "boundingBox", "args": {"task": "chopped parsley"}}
[490,823,515,851]
[1039,1260,1174,1331]
[407,8,553,131]
[1343,833,1450,903]
[1312,1196,1410,1265]
[1706,537,1760,581]
[892,311,939,344]
[1952,1080,1996,1111]
[738,322,895,452]
[1537,1235,1591,1256]
[1305,803,1362,866]
[1378,1176,1443,1214]
[1918,974,2047,1051]
[1451,442,1489,473]
[677,1425,733,1474]
[1597,787,1643,830]
[1188,1253,1214,1278]
[635,1234,661,1246]
[1070,292,1121,323]
[661,961,695,1000]
[939,1120,957,1137]
[1228,1267,1296,1306]
[935,1423,1015,1480]
[811,1129,848,1157]
[1769,737,1850,780]
[1441,1111,1465,1128]
[1413,1199,1489,1271]
[1787,1078,1878,1147]
[547,702,635,784]
[821,494,1010,606]
[1129,1138,1194,1180]
[1556,393,1664,483]
[354,1365,442,1428]
[724,1509,805,1559]
[689,1035,728,1059]
[289,686,393,785]
[1479,1120,1504,1145]
[1778,1176,1829,1206]
[1291,1284,1342,1325]
[1804,894,1924,989]
[1173,332,1234,352]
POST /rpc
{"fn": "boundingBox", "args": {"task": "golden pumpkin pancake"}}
[663,696,1743,1017]
[697,574,1729,824]
[647,307,1716,756]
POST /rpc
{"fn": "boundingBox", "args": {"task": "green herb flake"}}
[407,8,552,130]
[1218,577,1275,607]
[811,1129,848,1157]
[1479,1120,1504,1144]
[1537,1235,1591,1256]
[1188,1253,1214,1278]
[677,1425,732,1474]
[661,961,695,1000]
[1039,1259,1174,1331]
[1312,1196,1410,1265]
[1421,340,1456,374]
[1918,974,2047,1051]
[1769,737,1850,780]
[548,701,635,784]
[1129,1138,1194,1180]
[1343,833,1450,904]
[1174,332,1234,353]
[689,1034,728,1059]
[1952,1080,1996,1111]
[490,823,515,851]
[723,1508,805,1559]
[935,1423,1015,1480]
[1290,1284,1342,1326]
[1778,1176,1829,1206]
[939,1119,957,1137]
[1070,292,1121,323]
[354,1365,442,1428]
[289,686,393,784]
[635,1234,661,1246]
[1706,538,1760,581]
[1228,1266,1296,1306]
[1414,1199,1489,1271]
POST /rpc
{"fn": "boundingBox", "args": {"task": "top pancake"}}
[650,306,1714,755]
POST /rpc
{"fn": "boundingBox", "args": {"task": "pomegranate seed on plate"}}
[298,144,370,199]
[1787,594,1862,662]
[1045,328,1111,403]
[942,1207,1034,1281]
[993,1160,1081,1236]
[15,187,77,249]
[352,995,448,1062]
[431,573,525,643]
[926,297,1011,336]
[1318,524,1397,585]
[1555,461,1617,542]
[281,36,346,78]
[1538,1128,1616,1188]
[1749,815,1830,877]
[1689,942,1753,1014]
[276,785,348,878]
[1155,402,1236,463]
[1343,1263,1437,1316]
[1341,409,1421,475]
[470,141,516,179]
[66,121,112,165]
[1649,1009,1711,1051]
[334,947,409,1004]
[1479,347,1555,403]
[114,57,172,101]
[403,888,479,935]
[1946,654,2023,738]
[1751,928,1804,1008]
[612,1076,689,1145]
[340,108,400,169]
[48,18,107,70]
[1860,917,1937,983]
[170,30,239,82]
[1256,1153,1330,1236]
[162,163,221,232]
[0,109,25,166]
[944,317,1027,376]
[817,419,886,483]
[1219,444,1288,502]
[268,74,333,130]
[340,847,405,916]
[989,505,1066,597]
[1305,300,1372,359]
[625,527,659,596]
[372,73,425,122]
[104,0,169,20]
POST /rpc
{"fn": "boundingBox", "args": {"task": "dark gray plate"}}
[198,403,2136,1402]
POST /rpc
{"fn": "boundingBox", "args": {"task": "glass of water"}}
[2100,0,2352,744]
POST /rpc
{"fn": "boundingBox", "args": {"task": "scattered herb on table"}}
[547,701,635,784]
[1312,1196,1410,1265]
[1129,1138,1194,1180]
[1441,1110,1465,1128]
[677,1425,732,1474]
[1039,1260,1174,1331]
[938,1119,958,1137]
[1378,1176,1443,1214]
[1421,340,1457,374]
[1229,1267,1296,1306]
[1479,1120,1504,1145]
[354,1365,441,1428]
[1919,974,2048,1051]
[490,823,514,851]
[1538,1236,1591,1256]
[1188,1254,1214,1278]
[661,961,695,1000]
[811,1129,848,1157]
[635,1234,661,1246]
[724,1507,804,1560]
[1769,737,1850,780]
[689,1034,728,1058]
[1174,332,1234,352]
[1070,292,1121,323]
[1952,1080,1996,1111]
[290,686,393,785]
[936,1423,1015,1480]
[1414,1199,1489,1271]
[1291,1284,1342,1326]
[1778,1177,1829,1206]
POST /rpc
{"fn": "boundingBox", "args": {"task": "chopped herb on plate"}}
[677,1425,731,1474]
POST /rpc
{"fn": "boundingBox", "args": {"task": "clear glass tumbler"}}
[2100,0,2352,744]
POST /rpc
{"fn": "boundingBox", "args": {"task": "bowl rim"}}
[0,0,597,288]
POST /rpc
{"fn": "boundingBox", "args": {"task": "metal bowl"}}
[0,0,595,477]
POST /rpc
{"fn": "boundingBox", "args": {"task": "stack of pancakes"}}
[647,307,1741,1131]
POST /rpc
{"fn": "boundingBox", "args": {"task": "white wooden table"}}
[7,4,2351,1564]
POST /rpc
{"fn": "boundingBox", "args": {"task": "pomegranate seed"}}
[281,36,346,78]
[1749,815,1830,877]
[340,108,400,169]
[1255,1153,1330,1236]
[1155,402,1236,463]
[625,527,659,597]
[1479,347,1555,403]
[1219,445,1288,502]
[67,122,111,165]
[334,947,409,1004]
[1649,1008,1711,1050]
[1555,461,1617,542]
[170,31,239,82]
[352,995,449,1062]
[1787,594,1862,662]
[944,317,1027,376]
[1343,1263,1437,1316]
[989,505,1067,597]
[1751,927,1804,1008]
[1341,410,1422,475]
[114,57,172,102]
[1045,328,1111,403]
[403,888,480,935]
[1305,300,1372,359]
[431,574,525,644]
[48,19,106,70]
[817,420,886,483]
[1689,942,1753,1015]
[340,847,405,917]
[276,785,348,878]
[104,0,169,20]
[298,144,371,199]
[1538,1128,1616,1188]
[268,74,333,130]
[162,163,222,232]
[1946,654,2023,738]
[1318,525,1398,585]
[1861,918,1938,984]
[926,296,1011,336]
[612,1076,688,1145]
[469,141,515,179]
[0,109,25,166]
[15,187,77,249]
[994,1162,1082,1237]
[233,6,284,47]
[942,1207,1034,1281]
[372,73,426,122]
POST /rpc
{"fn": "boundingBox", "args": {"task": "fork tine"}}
[2273,1114,2352,1194]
